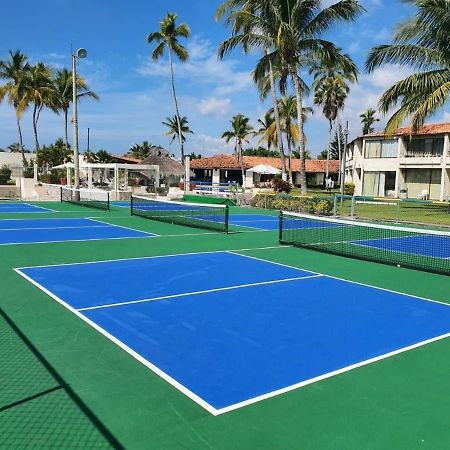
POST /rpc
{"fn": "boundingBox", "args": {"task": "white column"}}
[440,134,449,201]
[66,167,71,186]
[114,165,119,192]
[394,137,403,198]
[184,156,191,194]
[88,167,93,190]
[212,169,220,184]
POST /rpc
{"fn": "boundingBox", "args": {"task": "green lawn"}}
[1,201,450,449]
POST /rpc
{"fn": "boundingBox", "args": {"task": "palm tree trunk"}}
[286,137,293,183]
[168,48,185,163]
[15,109,26,164]
[64,109,69,149]
[291,68,307,195]
[238,139,245,189]
[326,120,332,179]
[32,104,40,152]
[268,53,286,177]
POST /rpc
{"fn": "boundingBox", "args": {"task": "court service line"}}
[87,218,160,236]
[16,246,290,270]
[229,251,450,308]
[0,235,155,247]
[0,225,112,232]
[77,274,323,312]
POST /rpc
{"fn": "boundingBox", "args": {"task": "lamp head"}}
[76,48,88,59]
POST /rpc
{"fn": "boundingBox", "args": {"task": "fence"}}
[334,195,450,227]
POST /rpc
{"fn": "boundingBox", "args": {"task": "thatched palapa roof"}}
[142,151,195,178]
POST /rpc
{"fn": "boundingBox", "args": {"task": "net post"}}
[225,205,229,234]
[60,186,63,203]
[107,192,110,211]
[130,195,134,216]
[279,210,283,243]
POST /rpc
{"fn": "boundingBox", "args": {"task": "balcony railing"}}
[405,150,443,158]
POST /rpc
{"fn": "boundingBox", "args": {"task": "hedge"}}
[251,193,334,216]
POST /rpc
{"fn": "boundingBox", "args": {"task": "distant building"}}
[190,154,339,188]
[346,123,450,201]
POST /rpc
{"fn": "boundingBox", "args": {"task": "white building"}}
[345,123,450,201]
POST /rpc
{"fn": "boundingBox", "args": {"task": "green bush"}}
[251,193,333,216]
[39,173,61,184]
[344,182,355,196]
[0,165,12,185]
[271,177,292,193]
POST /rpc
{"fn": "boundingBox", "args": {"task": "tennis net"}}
[60,186,110,211]
[279,211,450,276]
[131,195,229,233]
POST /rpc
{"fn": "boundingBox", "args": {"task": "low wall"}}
[0,185,20,199]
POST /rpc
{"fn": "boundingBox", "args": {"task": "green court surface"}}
[1,201,450,449]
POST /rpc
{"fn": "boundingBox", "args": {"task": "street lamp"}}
[340,121,350,197]
[72,48,87,190]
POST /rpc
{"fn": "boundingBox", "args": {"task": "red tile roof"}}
[363,122,450,138]
[190,154,340,173]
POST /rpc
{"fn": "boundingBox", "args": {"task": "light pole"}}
[340,121,350,197]
[72,48,87,190]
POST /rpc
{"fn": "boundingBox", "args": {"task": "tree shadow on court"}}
[0,308,124,449]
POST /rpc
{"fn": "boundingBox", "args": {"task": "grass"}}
[1,200,450,449]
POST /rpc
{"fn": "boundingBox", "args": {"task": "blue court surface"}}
[0,218,155,245]
[355,235,450,259]
[0,202,54,213]
[16,251,450,415]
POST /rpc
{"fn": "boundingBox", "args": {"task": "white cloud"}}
[197,97,231,117]
[190,133,233,156]
[136,35,253,96]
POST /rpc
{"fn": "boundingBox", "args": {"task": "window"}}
[364,139,397,158]
[406,137,444,157]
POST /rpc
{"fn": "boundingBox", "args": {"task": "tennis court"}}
[0,201,55,213]
[0,217,155,245]
[3,197,450,449]
[15,250,450,417]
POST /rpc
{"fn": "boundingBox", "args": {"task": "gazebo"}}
[52,162,160,200]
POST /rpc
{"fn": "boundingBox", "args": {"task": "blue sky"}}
[0,0,449,157]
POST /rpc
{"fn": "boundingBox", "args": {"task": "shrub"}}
[271,177,292,193]
[0,165,12,185]
[39,173,60,184]
[344,182,355,196]
[251,193,333,216]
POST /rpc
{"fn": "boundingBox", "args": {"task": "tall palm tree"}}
[267,96,313,182]
[148,13,190,162]
[53,68,98,150]
[162,115,193,146]
[366,0,450,133]
[360,108,379,135]
[217,0,364,194]
[314,75,349,180]
[217,3,288,178]
[0,50,31,163]
[221,114,254,184]
[26,63,54,152]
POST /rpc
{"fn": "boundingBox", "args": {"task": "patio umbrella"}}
[247,164,281,175]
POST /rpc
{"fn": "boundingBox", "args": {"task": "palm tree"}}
[53,68,98,150]
[360,108,379,135]
[256,113,276,150]
[216,0,364,194]
[162,115,193,147]
[217,4,288,178]
[128,141,163,160]
[0,50,31,163]
[314,75,349,180]
[148,13,190,162]
[26,63,54,152]
[221,114,254,184]
[83,149,98,163]
[366,0,450,133]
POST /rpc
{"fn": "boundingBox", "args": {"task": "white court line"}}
[16,246,287,270]
[0,225,111,232]
[0,235,155,247]
[14,249,450,416]
[87,218,159,237]
[78,275,323,312]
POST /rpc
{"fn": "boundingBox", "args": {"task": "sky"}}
[0,0,449,158]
